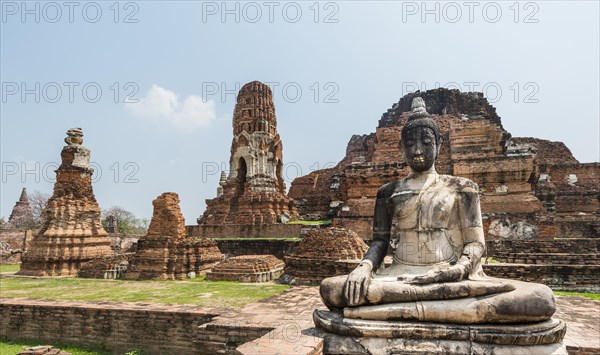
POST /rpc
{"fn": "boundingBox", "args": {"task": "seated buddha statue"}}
[319,97,556,325]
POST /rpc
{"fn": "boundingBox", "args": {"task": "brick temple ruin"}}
[289,88,599,290]
[1,89,599,354]
[198,81,297,225]
[17,128,113,276]
[290,88,598,237]
[126,192,223,280]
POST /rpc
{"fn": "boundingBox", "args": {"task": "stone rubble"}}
[126,192,223,280]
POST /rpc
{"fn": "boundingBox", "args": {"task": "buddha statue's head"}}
[400,98,443,172]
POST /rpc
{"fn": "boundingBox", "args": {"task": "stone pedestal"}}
[314,310,567,355]
[18,128,112,276]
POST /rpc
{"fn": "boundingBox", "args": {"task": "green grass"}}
[287,219,332,226]
[484,257,501,264]
[0,264,20,273]
[0,338,113,355]
[554,291,600,301]
[0,277,289,308]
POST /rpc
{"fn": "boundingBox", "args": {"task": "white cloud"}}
[126,84,216,131]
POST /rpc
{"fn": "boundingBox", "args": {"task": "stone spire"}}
[198,81,297,225]
[18,128,113,276]
[6,187,33,229]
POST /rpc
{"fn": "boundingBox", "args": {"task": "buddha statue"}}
[314,97,566,353]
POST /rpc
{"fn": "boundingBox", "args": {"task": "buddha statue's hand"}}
[404,256,472,285]
[344,260,373,306]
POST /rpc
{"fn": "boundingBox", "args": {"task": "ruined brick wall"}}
[339,133,376,166]
[484,237,599,291]
[0,298,216,355]
[486,239,600,258]
[77,253,131,279]
[541,163,600,213]
[214,239,299,259]
[554,215,600,239]
[483,212,558,240]
[126,193,223,280]
[512,137,579,166]
[332,217,374,240]
[288,168,340,220]
[186,224,304,239]
[483,264,600,291]
[289,88,598,243]
[378,89,502,128]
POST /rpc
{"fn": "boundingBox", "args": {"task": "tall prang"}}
[199,81,297,225]
[18,128,113,276]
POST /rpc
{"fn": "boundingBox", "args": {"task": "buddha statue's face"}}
[402,126,438,172]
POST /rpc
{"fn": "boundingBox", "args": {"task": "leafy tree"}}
[0,217,5,228]
[29,190,50,225]
[102,206,148,235]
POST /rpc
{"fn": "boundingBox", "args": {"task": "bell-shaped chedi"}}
[5,187,34,229]
[18,128,113,276]
[198,81,297,225]
[126,192,223,280]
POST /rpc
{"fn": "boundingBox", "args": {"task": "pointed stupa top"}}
[18,187,29,202]
[7,187,33,228]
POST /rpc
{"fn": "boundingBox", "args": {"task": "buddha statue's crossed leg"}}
[320,275,516,310]
[344,280,556,324]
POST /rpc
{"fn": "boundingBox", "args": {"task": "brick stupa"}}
[284,227,369,285]
[198,81,297,225]
[206,255,284,282]
[5,187,34,229]
[126,192,223,280]
[18,128,113,276]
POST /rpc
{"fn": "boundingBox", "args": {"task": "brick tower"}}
[199,81,297,225]
[18,128,113,276]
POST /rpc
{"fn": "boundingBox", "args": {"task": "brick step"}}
[493,253,599,265]
[487,239,600,257]
[483,264,600,291]
[196,323,273,344]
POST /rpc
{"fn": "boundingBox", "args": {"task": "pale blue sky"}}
[1,1,599,223]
